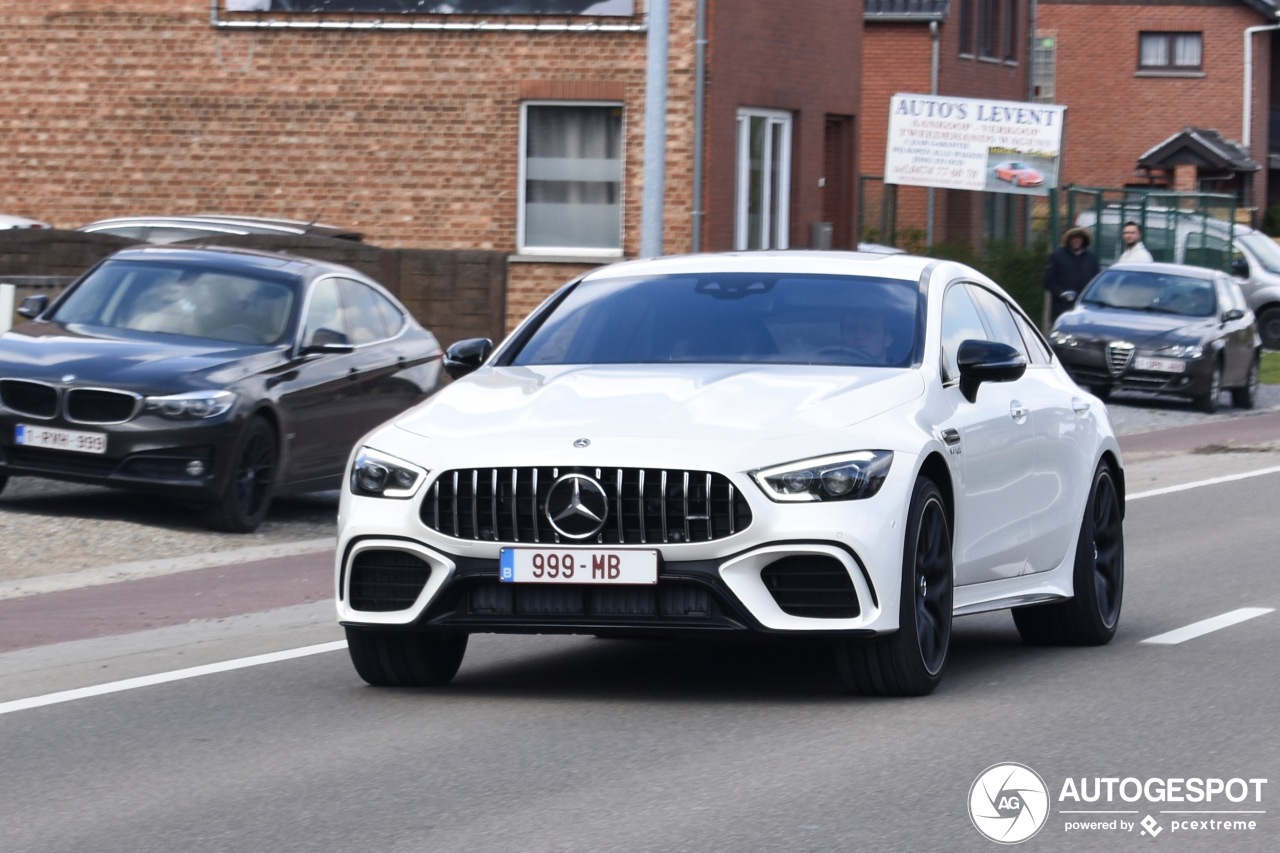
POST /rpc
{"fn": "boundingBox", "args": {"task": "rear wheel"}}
[1013,462,1124,645]
[345,627,468,687]
[1231,355,1260,409]
[207,417,277,532]
[837,477,952,696]
[1257,306,1280,351]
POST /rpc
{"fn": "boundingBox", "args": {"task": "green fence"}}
[1058,187,1239,272]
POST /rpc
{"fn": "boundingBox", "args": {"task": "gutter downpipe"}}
[691,0,707,253]
[926,20,940,248]
[1244,22,1280,154]
[641,0,670,258]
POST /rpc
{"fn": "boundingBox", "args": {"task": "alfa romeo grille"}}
[420,466,753,545]
[1106,341,1135,376]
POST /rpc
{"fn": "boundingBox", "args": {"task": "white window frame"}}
[735,108,793,251]
[518,100,625,258]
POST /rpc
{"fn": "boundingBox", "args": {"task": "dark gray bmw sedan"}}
[0,245,442,531]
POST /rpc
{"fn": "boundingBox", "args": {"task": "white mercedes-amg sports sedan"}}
[335,251,1125,696]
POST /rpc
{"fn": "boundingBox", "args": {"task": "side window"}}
[941,283,989,382]
[969,285,1032,361]
[1010,307,1053,365]
[302,278,348,348]
[337,278,393,346]
[735,108,792,250]
[1218,278,1246,315]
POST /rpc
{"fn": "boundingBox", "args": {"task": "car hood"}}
[1055,308,1217,346]
[0,322,282,391]
[393,364,926,443]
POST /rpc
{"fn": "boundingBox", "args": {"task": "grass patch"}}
[1262,351,1280,384]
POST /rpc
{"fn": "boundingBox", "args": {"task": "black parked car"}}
[0,245,442,531]
[1049,262,1261,413]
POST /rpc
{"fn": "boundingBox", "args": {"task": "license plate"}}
[15,424,107,455]
[1133,356,1186,374]
[499,548,659,585]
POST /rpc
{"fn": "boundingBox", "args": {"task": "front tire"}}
[1195,360,1222,414]
[1013,462,1124,645]
[837,478,953,696]
[1231,355,1260,409]
[345,627,468,687]
[207,416,277,532]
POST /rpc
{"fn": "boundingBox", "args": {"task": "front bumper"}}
[0,413,241,499]
[335,465,918,638]
[1054,345,1213,399]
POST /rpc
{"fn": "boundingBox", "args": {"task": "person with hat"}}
[1044,226,1101,325]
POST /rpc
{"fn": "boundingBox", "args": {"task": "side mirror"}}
[17,294,48,319]
[957,339,1027,403]
[1222,307,1245,322]
[1059,290,1079,304]
[299,327,354,355]
[1230,258,1249,278]
[443,337,493,380]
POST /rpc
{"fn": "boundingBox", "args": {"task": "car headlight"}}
[350,447,427,499]
[1049,330,1077,346]
[1151,344,1204,359]
[143,390,236,419]
[752,450,893,503]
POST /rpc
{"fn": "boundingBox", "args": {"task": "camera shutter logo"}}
[969,763,1050,844]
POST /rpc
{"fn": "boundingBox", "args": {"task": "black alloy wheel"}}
[1013,462,1124,645]
[837,477,953,697]
[208,417,277,533]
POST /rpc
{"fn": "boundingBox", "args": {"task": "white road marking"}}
[1141,608,1274,645]
[0,640,348,716]
[1127,465,1280,501]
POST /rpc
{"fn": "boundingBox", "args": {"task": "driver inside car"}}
[840,307,895,364]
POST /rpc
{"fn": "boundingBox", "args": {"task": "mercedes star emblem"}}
[544,473,609,540]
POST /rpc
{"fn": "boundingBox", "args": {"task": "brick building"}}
[1036,0,1279,223]
[0,1,862,332]
[862,0,1033,248]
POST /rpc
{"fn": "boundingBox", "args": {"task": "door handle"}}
[1072,397,1091,415]
[1009,401,1029,423]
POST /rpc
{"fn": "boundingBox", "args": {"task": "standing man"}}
[1044,226,1100,325]
[1118,221,1154,263]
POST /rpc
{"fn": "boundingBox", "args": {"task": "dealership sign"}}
[885,93,1066,197]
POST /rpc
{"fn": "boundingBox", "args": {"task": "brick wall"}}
[1039,1,1269,213]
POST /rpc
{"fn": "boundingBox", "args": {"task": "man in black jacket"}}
[1044,226,1100,326]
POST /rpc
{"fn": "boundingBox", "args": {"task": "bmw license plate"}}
[15,424,107,454]
[1132,356,1185,374]
[500,548,658,585]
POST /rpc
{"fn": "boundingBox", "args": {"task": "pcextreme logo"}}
[969,763,1051,844]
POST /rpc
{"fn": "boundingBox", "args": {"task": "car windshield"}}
[1237,231,1280,275]
[50,260,298,345]
[509,272,921,367]
[1080,269,1217,317]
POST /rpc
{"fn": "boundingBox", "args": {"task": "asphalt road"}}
[0,400,1277,852]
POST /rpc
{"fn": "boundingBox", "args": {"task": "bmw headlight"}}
[143,390,236,419]
[1151,343,1203,359]
[752,451,893,503]
[350,447,427,499]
